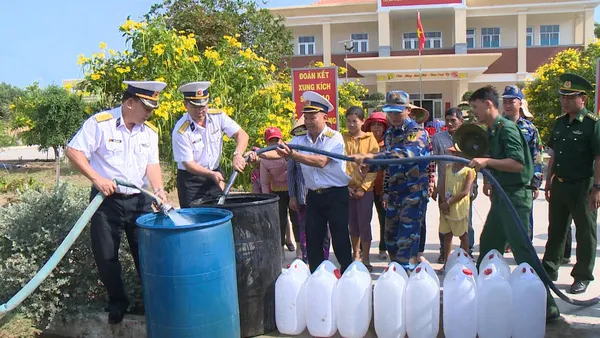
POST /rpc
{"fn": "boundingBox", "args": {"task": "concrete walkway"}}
[0,145,56,161]
[273,175,600,337]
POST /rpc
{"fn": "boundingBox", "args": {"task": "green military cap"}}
[452,123,489,159]
[558,73,593,96]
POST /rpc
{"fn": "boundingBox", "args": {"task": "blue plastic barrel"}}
[136,208,240,338]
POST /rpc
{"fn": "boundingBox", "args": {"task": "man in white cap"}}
[276,91,353,273]
[172,81,249,207]
[65,80,168,324]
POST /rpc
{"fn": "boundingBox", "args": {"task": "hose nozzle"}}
[159,203,174,215]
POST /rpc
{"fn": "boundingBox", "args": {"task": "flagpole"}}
[418,11,423,109]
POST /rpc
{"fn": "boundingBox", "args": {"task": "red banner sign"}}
[291,67,339,130]
[381,0,462,7]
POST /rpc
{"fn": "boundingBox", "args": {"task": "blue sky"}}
[0,0,597,88]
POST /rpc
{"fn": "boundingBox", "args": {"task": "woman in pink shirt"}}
[260,127,296,258]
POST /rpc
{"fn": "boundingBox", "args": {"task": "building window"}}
[481,27,500,48]
[402,32,442,50]
[351,33,368,52]
[425,32,442,49]
[527,27,534,46]
[540,25,560,46]
[298,36,315,55]
[466,29,475,49]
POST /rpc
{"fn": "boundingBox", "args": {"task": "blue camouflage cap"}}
[502,85,523,100]
[382,90,410,112]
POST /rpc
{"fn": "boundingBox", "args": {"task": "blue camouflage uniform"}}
[367,91,430,272]
[502,85,543,240]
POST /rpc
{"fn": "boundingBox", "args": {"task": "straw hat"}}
[291,115,307,136]
[520,99,533,120]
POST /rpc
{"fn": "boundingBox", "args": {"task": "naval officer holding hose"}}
[171,81,249,208]
[65,81,168,324]
[466,85,560,322]
[275,91,353,273]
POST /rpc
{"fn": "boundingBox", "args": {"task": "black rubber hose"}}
[254,144,600,307]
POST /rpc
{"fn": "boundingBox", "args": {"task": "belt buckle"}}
[315,188,324,194]
[557,177,564,183]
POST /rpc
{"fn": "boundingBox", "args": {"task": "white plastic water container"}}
[374,262,408,338]
[477,263,513,338]
[510,262,546,338]
[335,261,372,338]
[418,260,440,287]
[443,263,478,338]
[305,260,340,337]
[445,247,469,273]
[406,263,440,338]
[477,250,510,285]
[275,259,311,335]
[445,249,478,279]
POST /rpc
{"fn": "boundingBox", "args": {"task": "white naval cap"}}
[178,81,211,106]
[123,80,167,109]
[301,91,334,113]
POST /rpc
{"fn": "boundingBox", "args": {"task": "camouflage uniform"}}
[516,117,543,239]
[368,118,430,271]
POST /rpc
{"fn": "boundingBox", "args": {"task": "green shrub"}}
[0,183,142,328]
[0,313,41,338]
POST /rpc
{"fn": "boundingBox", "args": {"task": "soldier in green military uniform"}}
[542,73,600,295]
[467,85,560,322]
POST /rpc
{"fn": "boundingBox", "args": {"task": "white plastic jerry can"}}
[418,260,440,287]
[374,262,408,338]
[477,263,513,338]
[443,263,478,338]
[445,247,469,274]
[509,262,547,338]
[275,259,311,335]
[445,249,478,279]
[405,263,440,338]
[305,260,340,337]
[335,261,372,338]
[477,249,510,285]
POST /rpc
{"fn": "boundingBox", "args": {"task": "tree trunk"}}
[54,146,61,186]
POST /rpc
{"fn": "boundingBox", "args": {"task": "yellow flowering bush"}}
[77,17,368,190]
[525,41,600,143]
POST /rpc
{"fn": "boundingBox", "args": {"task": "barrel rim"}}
[136,207,233,230]
[190,193,280,209]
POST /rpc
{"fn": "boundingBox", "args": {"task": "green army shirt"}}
[548,107,600,179]
[488,115,533,188]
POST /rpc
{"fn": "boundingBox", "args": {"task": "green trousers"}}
[542,178,597,282]
[477,188,558,315]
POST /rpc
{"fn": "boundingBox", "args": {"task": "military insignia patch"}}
[178,121,190,134]
[94,112,113,123]
[208,108,223,115]
[406,132,418,142]
[144,121,158,133]
[564,80,572,88]
[323,130,334,138]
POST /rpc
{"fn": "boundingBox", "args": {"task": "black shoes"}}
[569,280,589,294]
[108,307,126,324]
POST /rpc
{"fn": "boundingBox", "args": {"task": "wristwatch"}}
[233,151,241,157]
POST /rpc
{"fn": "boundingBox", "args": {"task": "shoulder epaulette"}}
[323,130,334,138]
[556,113,567,120]
[208,108,223,115]
[586,112,600,121]
[94,112,113,123]
[178,121,190,135]
[144,121,158,133]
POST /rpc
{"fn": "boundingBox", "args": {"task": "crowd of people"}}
[65,73,599,326]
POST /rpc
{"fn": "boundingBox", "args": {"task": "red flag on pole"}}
[417,11,425,52]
